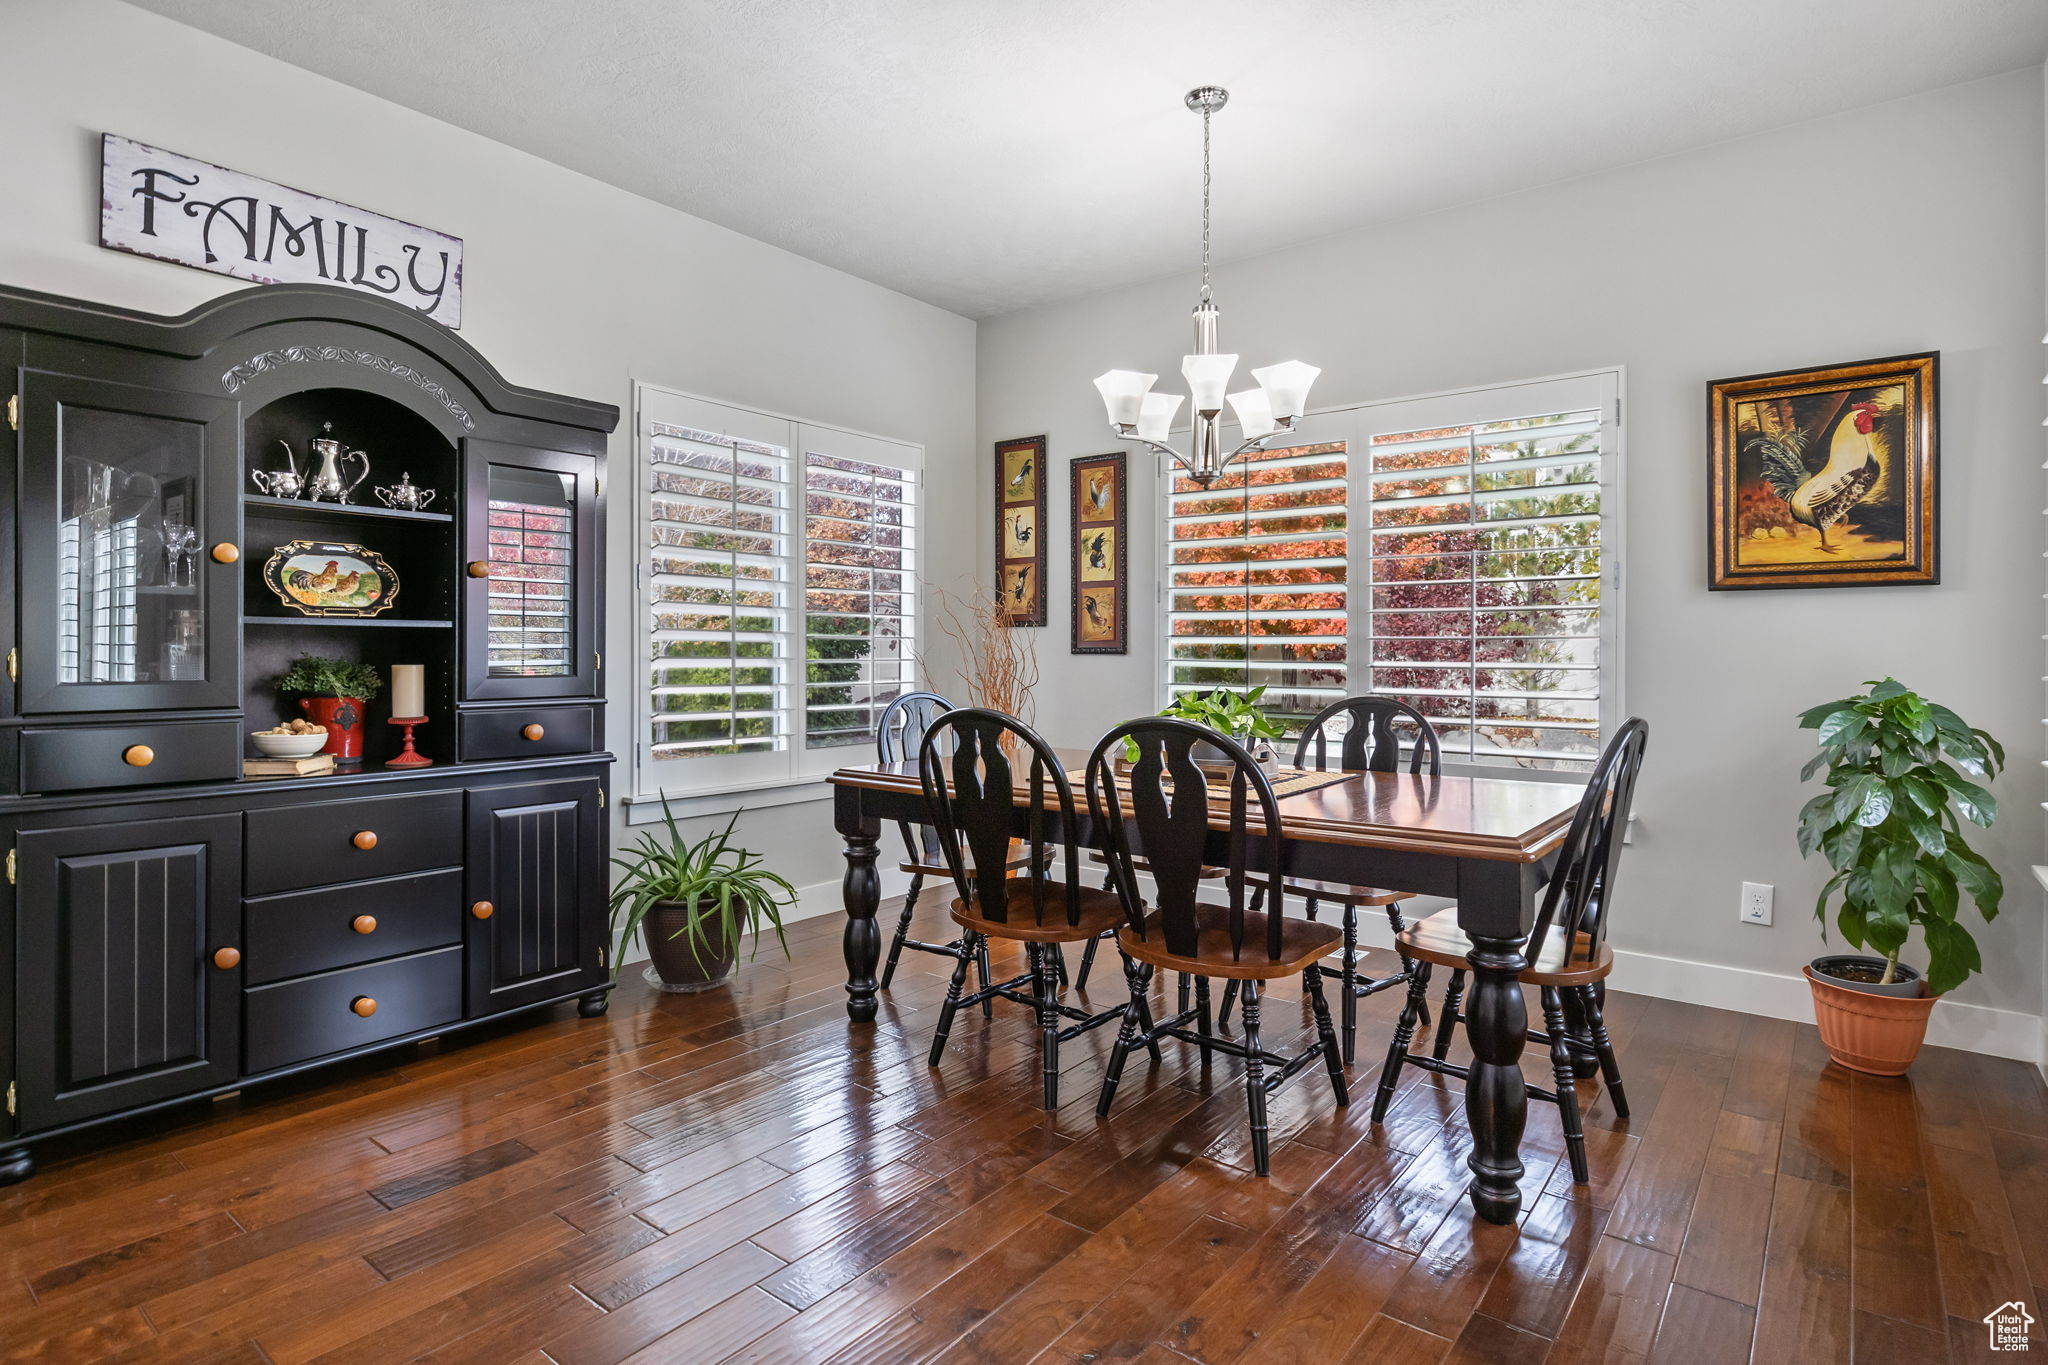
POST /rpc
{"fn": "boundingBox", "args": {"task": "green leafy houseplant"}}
[1127,686,1285,761]
[609,801,797,983]
[1796,678,2005,995]
[274,655,383,699]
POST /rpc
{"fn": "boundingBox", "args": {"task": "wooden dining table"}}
[827,754,1585,1226]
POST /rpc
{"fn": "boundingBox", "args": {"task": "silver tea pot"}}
[299,423,370,504]
[374,473,436,511]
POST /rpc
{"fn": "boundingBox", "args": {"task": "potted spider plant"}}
[610,801,797,992]
[275,655,382,763]
[1795,678,2005,1074]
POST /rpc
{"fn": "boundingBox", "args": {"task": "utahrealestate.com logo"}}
[1984,1301,2036,1351]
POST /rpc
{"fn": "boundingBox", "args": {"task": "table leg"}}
[837,787,883,1024]
[1464,931,1529,1224]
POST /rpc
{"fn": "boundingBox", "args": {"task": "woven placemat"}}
[1062,766,1352,801]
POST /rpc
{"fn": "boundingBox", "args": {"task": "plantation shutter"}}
[1164,440,1350,729]
[799,426,918,752]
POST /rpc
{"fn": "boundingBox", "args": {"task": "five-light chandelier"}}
[1092,86,1320,488]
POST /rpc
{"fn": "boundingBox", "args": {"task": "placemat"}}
[1062,765,1352,801]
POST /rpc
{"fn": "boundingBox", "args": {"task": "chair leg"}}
[976,937,994,1020]
[1036,946,1062,1110]
[879,873,921,991]
[1218,978,1239,1027]
[1050,943,1069,988]
[1076,931,1103,990]
[1127,957,1164,1064]
[1305,964,1348,1106]
[1372,962,1431,1122]
[929,932,977,1067]
[1387,902,1429,1028]
[1097,957,1151,1118]
[1433,969,1466,1062]
[1194,974,1213,1040]
[1581,984,1628,1119]
[1543,988,1590,1184]
[1240,980,1271,1177]
[1340,905,1358,1064]
[1179,971,1192,1014]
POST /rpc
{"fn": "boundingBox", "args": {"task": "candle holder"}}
[385,716,432,768]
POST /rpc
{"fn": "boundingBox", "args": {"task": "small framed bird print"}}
[1708,353,1938,590]
[995,435,1047,625]
[1070,452,1127,653]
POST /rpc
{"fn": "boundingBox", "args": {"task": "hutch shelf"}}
[0,282,617,1184]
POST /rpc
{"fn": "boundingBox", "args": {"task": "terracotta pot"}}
[299,694,368,763]
[644,899,738,992]
[1804,964,1939,1075]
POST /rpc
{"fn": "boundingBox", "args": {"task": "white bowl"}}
[251,730,329,758]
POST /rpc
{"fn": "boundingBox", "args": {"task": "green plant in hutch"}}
[274,655,383,699]
[1796,678,2005,994]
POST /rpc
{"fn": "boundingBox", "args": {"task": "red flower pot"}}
[299,695,368,763]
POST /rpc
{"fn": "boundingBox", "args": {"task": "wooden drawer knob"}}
[350,996,378,1018]
[212,946,240,970]
[466,560,492,578]
[470,900,494,920]
[124,745,154,767]
[522,724,546,741]
[352,915,377,935]
[211,543,240,564]
[352,830,378,851]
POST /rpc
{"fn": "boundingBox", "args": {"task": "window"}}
[634,386,921,796]
[1162,371,1620,773]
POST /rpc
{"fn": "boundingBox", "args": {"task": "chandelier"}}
[1092,86,1319,488]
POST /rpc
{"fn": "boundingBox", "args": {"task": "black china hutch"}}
[0,282,617,1182]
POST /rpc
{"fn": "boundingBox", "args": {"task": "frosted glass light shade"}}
[1181,353,1239,412]
[1227,389,1275,439]
[1136,391,1183,442]
[1093,370,1156,427]
[1252,361,1320,421]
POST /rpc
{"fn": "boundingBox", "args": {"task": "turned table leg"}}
[1464,931,1530,1224]
[837,786,883,1024]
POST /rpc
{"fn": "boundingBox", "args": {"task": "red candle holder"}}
[385,716,432,768]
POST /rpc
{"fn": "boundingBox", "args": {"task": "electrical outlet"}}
[1740,881,1773,926]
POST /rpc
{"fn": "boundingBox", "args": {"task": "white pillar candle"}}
[391,664,425,720]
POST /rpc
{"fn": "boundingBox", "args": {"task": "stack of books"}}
[243,753,336,778]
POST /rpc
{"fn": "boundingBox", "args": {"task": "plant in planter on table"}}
[275,655,383,765]
[610,801,797,992]
[1129,686,1286,771]
[1795,678,2005,1074]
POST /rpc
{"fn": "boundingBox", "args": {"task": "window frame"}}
[629,382,925,811]
[1159,368,1624,782]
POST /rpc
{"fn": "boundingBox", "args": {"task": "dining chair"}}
[1087,718,1348,1176]
[917,707,1144,1108]
[1226,696,1444,1064]
[1370,717,1648,1183]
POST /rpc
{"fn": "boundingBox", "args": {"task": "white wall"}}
[977,69,2048,1057]
[0,0,978,909]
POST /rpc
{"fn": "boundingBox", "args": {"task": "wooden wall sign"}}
[1708,352,1938,589]
[995,435,1046,626]
[100,134,464,328]
[1070,453,1126,653]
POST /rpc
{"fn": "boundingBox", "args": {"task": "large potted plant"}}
[610,802,797,992]
[1795,678,2005,1074]
[275,655,382,763]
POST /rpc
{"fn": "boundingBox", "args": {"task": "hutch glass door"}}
[464,439,597,699]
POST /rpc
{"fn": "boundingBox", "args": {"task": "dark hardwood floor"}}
[3,896,2045,1364]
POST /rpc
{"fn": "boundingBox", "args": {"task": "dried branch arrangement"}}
[925,581,1039,724]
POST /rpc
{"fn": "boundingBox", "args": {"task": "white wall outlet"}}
[1740,881,1774,926]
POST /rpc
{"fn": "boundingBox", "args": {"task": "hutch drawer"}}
[458,705,596,762]
[20,719,242,794]
[242,868,464,985]
[246,789,463,895]
[243,945,463,1074]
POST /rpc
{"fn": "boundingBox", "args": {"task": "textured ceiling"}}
[129,0,2048,318]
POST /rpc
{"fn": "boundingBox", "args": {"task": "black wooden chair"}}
[917,708,1147,1109]
[1371,718,1647,1184]
[1221,696,1444,1061]
[1087,718,1347,1176]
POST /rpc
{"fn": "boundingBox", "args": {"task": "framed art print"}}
[1708,352,1938,590]
[996,435,1047,625]
[1070,452,1126,653]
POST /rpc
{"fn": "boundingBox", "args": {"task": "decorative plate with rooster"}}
[261,538,400,616]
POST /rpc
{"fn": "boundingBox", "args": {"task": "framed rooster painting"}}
[1707,352,1938,590]
[995,435,1047,625]
[1070,452,1127,653]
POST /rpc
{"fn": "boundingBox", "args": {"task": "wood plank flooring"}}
[3,897,2045,1364]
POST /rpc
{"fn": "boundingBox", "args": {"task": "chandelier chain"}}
[1200,105,1212,304]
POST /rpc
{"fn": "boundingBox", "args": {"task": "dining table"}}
[827,752,1586,1226]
